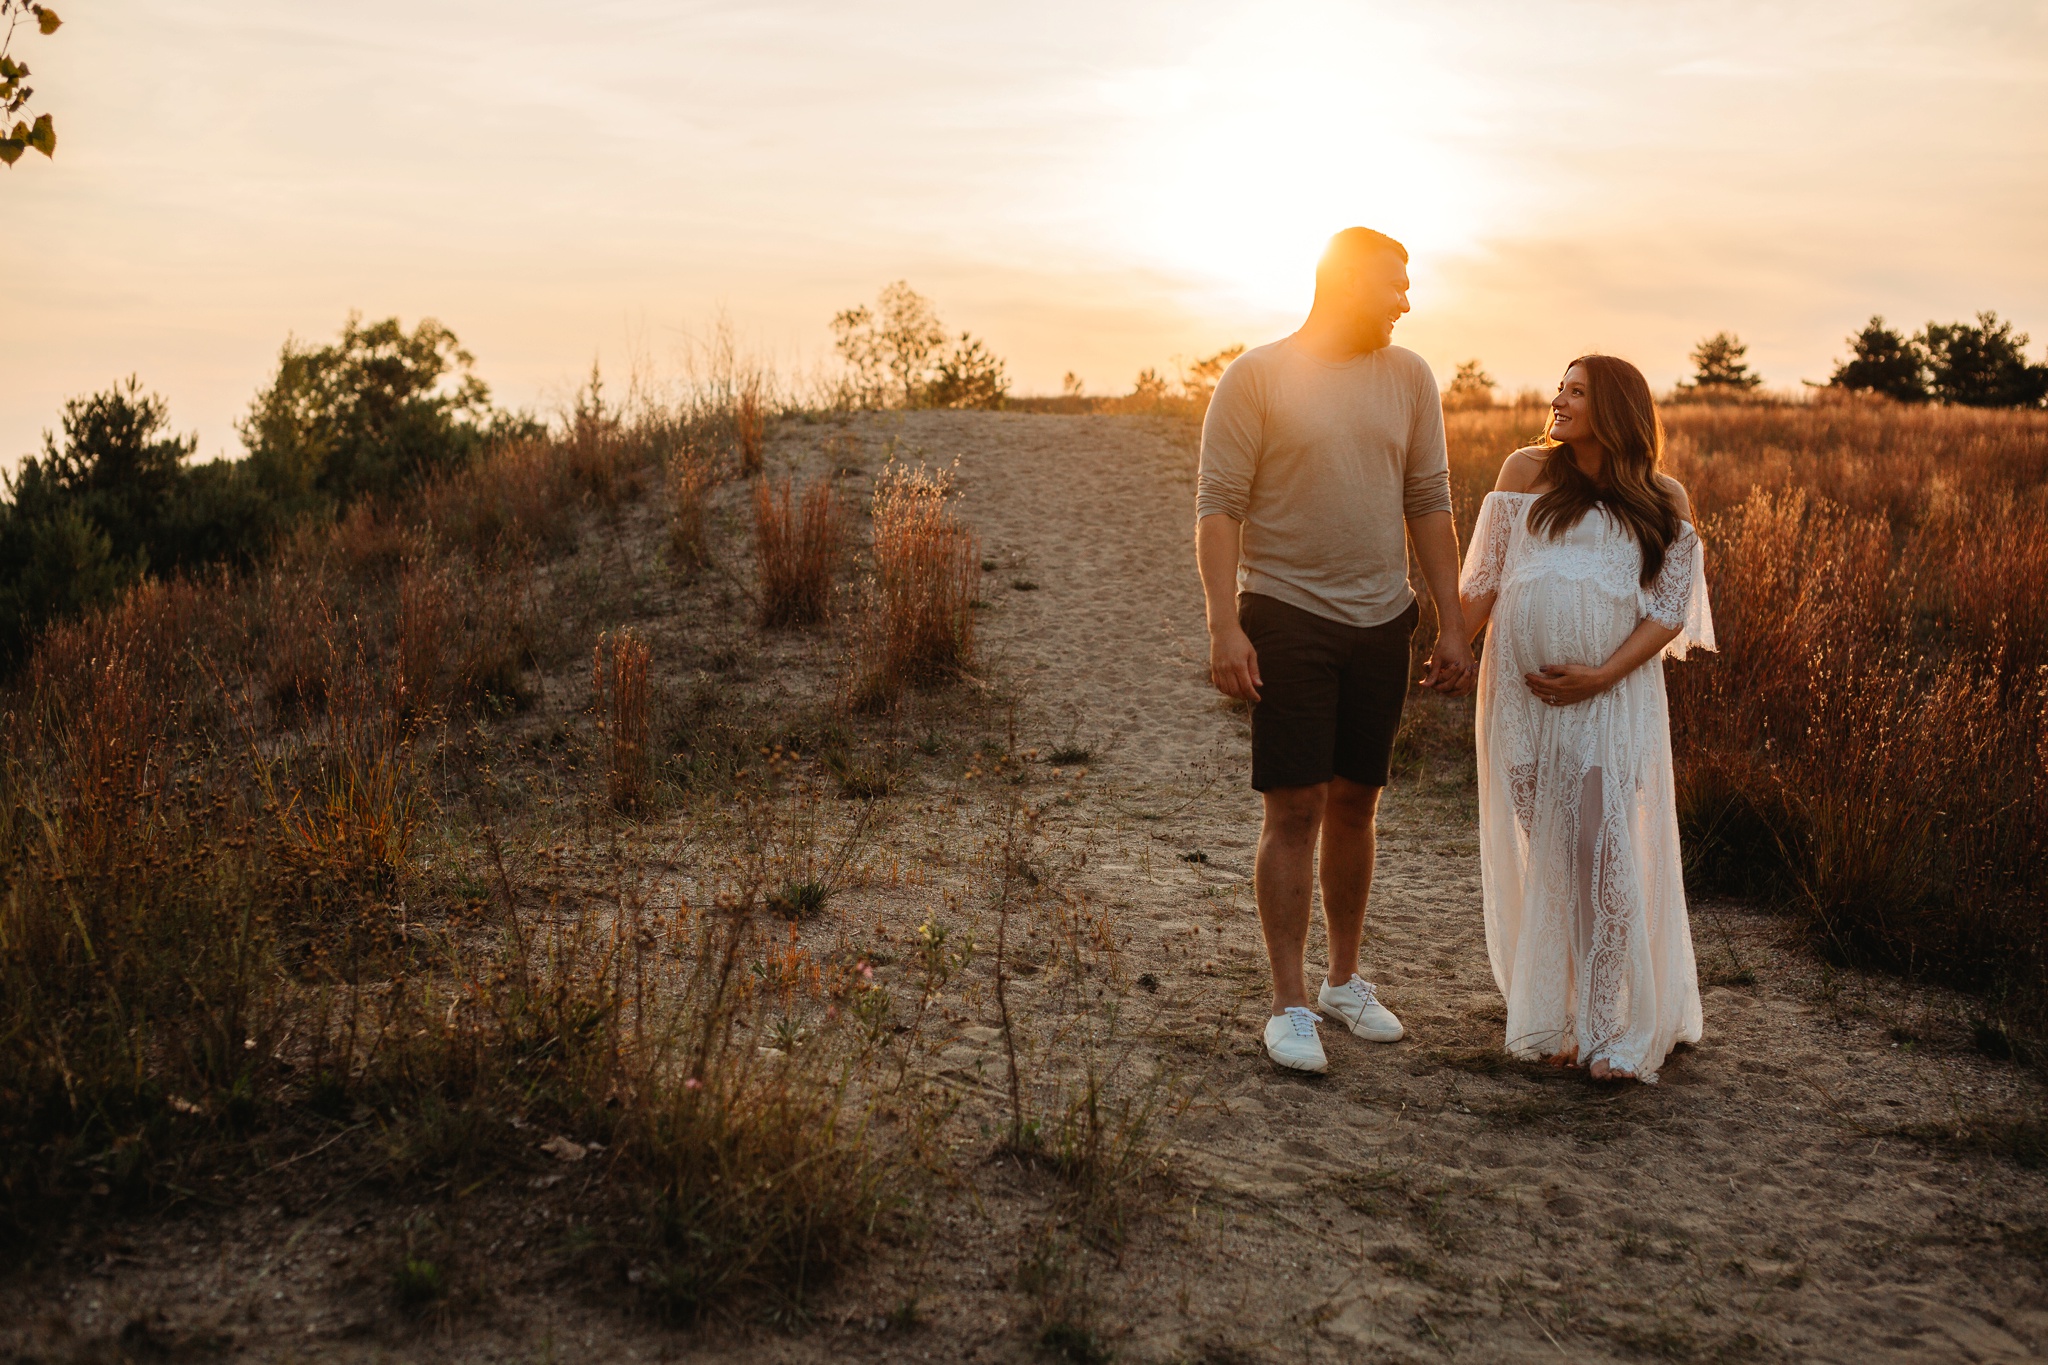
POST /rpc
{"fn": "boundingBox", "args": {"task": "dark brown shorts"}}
[1239,593,1418,793]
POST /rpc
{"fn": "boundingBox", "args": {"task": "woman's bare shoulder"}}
[1494,447,1548,494]
[1656,472,1694,522]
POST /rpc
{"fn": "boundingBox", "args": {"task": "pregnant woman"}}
[1458,355,1715,1082]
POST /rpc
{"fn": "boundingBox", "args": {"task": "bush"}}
[240,314,540,515]
[1,321,543,676]
[924,334,1009,410]
[0,379,259,667]
[829,282,1009,410]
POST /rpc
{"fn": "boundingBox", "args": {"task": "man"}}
[1195,227,1474,1074]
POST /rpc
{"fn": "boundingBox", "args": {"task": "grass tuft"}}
[848,462,979,710]
[767,879,831,919]
[754,475,843,627]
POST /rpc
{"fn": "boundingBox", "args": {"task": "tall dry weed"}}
[753,476,842,628]
[847,462,979,710]
[593,629,653,813]
[665,439,715,569]
[736,378,767,477]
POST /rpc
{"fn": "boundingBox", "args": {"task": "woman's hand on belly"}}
[1524,662,1614,707]
[1524,615,1684,707]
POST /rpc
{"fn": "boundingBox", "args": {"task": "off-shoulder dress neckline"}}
[1480,488,1695,530]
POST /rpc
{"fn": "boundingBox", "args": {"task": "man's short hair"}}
[1317,227,1408,292]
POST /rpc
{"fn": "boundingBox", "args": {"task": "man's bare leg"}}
[1317,777,1381,988]
[1255,784,1327,1013]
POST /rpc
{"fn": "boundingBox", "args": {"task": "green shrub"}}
[240,314,533,514]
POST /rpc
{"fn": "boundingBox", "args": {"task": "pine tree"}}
[1829,317,1926,402]
[1687,333,1762,391]
[1921,312,2048,408]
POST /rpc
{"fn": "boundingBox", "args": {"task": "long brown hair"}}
[1528,354,1681,586]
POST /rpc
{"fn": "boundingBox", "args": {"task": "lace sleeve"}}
[1459,493,1516,599]
[1641,522,1716,658]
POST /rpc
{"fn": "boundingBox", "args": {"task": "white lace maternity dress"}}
[1459,491,1716,1081]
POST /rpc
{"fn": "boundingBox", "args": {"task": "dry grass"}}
[419,436,580,562]
[1442,399,2048,1037]
[665,438,715,569]
[736,378,768,477]
[0,395,920,1317]
[848,462,980,710]
[593,629,653,813]
[752,476,844,629]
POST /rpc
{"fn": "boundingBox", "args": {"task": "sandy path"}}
[873,409,2048,1364]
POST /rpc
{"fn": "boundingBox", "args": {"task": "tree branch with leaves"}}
[0,0,60,167]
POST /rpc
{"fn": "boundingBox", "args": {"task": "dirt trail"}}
[895,408,2048,1364]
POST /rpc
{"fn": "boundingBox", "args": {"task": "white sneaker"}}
[1318,974,1405,1042]
[1263,1007,1328,1073]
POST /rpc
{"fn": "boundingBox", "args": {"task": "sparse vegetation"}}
[0,387,927,1314]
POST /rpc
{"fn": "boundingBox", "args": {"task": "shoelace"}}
[1349,977,1380,1006]
[1283,1007,1320,1037]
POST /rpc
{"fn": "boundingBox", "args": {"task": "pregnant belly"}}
[1498,577,1638,671]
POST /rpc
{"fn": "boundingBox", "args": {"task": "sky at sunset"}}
[7,0,2047,465]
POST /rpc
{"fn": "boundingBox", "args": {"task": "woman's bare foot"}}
[1545,1045,1580,1068]
[1588,1058,1637,1082]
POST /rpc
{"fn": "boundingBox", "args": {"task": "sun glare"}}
[1086,5,1502,314]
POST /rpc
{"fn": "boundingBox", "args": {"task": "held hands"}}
[1420,633,1477,696]
[1209,624,1262,703]
[1524,663,1611,707]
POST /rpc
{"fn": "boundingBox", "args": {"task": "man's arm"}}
[1406,509,1475,695]
[1197,513,1260,702]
